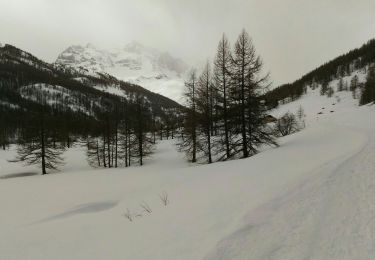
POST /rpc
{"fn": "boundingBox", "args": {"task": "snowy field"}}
[1,90,375,259]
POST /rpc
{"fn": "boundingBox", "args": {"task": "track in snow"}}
[205,127,375,260]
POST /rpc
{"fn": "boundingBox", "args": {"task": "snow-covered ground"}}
[1,88,375,259]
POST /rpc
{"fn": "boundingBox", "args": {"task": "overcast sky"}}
[1,0,375,86]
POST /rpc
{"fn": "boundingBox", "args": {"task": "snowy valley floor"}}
[1,94,375,259]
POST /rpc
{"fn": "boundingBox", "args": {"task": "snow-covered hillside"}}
[56,42,188,102]
[271,66,368,123]
[1,68,375,259]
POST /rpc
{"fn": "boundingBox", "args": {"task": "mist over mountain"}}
[56,42,189,102]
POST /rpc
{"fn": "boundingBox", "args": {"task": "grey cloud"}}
[0,0,374,86]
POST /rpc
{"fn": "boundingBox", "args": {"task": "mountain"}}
[55,42,188,102]
[0,43,182,138]
[264,39,375,107]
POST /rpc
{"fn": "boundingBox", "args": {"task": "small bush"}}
[159,191,169,206]
[124,208,133,222]
[140,201,152,214]
[274,112,303,137]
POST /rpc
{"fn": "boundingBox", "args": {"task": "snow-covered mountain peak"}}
[85,43,96,49]
[123,41,147,54]
[56,44,113,72]
[56,42,188,102]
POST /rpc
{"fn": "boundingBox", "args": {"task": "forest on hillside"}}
[0,44,183,174]
[265,39,375,107]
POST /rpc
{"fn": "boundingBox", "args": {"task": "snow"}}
[1,81,375,259]
[92,84,129,99]
[0,100,20,109]
[206,105,375,260]
[270,88,359,127]
[56,42,188,103]
[130,77,185,103]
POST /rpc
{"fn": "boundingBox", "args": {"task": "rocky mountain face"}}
[55,42,188,102]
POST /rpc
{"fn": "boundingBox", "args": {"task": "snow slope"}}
[206,108,375,260]
[1,87,375,259]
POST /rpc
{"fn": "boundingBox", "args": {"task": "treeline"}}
[0,87,181,174]
[86,94,156,169]
[178,29,277,163]
[0,44,183,175]
[265,39,375,107]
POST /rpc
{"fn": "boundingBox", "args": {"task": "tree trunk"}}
[102,140,107,168]
[106,119,111,168]
[115,127,118,168]
[128,129,131,167]
[241,45,248,158]
[96,140,101,167]
[41,122,47,175]
[124,132,128,167]
[222,41,230,159]
[138,102,143,166]
[206,73,212,164]
[192,76,197,163]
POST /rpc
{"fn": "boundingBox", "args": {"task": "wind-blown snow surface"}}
[1,90,375,259]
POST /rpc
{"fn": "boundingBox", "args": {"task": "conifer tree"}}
[337,78,345,92]
[134,94,154,166]
[14,106,65,175]
[350,75,359,99]
[327,86,334,98]
[196,62,213,163]
[178,70,198,162]
[320,80,329,96]
[230,29,276,157]
[214,34,233,159]
[360,66,375,105]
